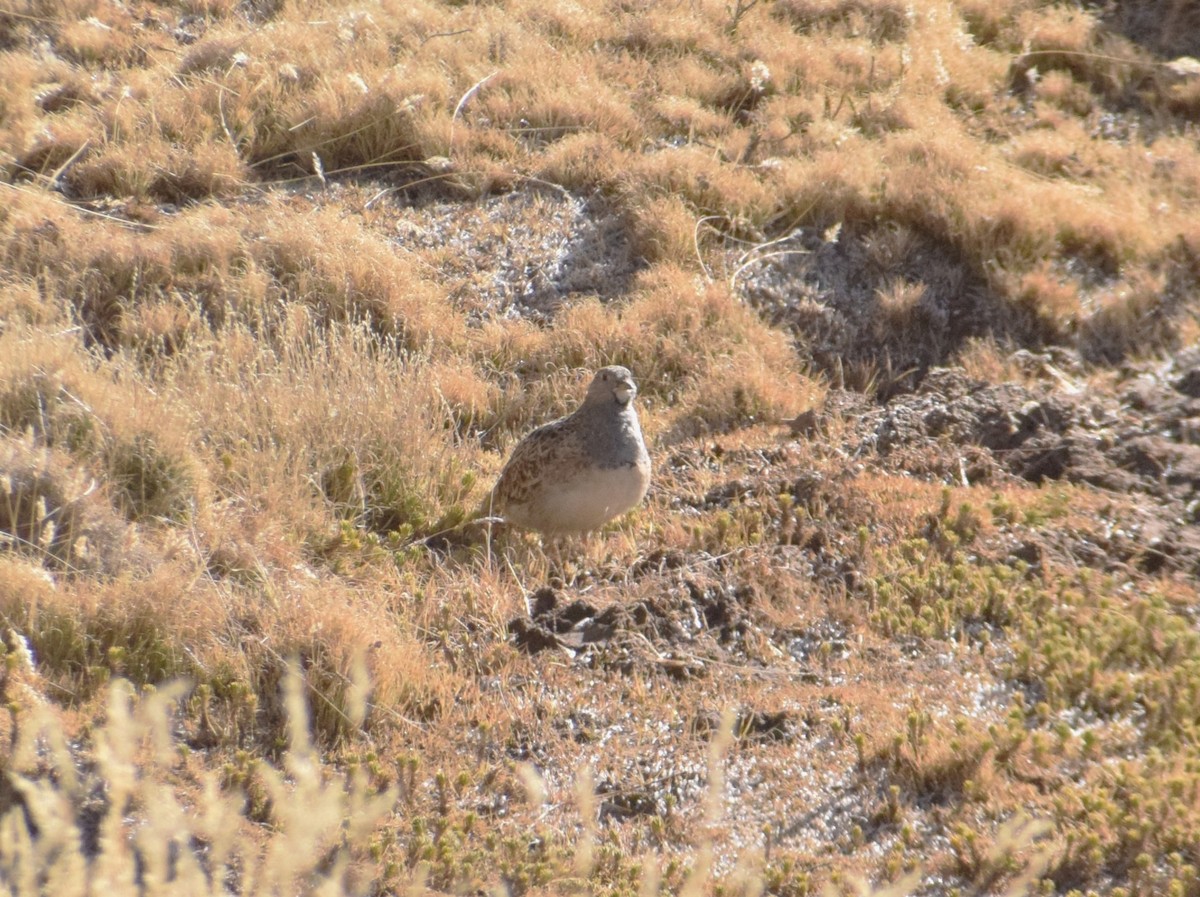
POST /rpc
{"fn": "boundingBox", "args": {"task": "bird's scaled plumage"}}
[488,366,651,534]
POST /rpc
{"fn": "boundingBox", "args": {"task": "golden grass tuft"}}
[54,7,145,67]
[252,207,468,347]
[0,327,203,530]
[1032,69,1096,116]
[1077,268,1178,363]
[68,139,246,204]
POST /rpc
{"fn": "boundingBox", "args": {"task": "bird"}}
[486,366,651,534]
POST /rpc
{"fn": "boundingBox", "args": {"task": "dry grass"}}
[3,0,1200,894]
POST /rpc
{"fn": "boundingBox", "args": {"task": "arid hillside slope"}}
[2,0,1200,894]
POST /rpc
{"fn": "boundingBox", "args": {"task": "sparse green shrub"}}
[1,598,189,699]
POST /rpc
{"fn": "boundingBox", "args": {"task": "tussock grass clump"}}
[172,317,485,546]
[0,368,97,455]
[104,431,195,522]
[1,192,464,354]
[71,140,246,205]
[0,436,96,567]
[0,563,194,699]
[772,0,913,44]
[253,207,464,347]
[0,329,202,530]
[468,268,820,441]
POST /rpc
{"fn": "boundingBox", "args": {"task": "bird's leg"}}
[544,534,573,587]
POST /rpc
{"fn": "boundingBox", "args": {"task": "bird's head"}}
[588,365,638,407]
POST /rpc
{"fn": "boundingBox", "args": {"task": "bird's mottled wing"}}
[491,416,587,509]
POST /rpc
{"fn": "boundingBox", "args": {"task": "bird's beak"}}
[614,380,637,404]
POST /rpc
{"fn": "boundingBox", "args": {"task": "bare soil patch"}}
[733,224,1039,393]
[365,184,645,321]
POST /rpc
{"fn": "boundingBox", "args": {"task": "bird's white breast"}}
[506,461,650,533]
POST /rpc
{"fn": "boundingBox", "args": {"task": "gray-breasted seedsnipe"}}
[487,366,651,533]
